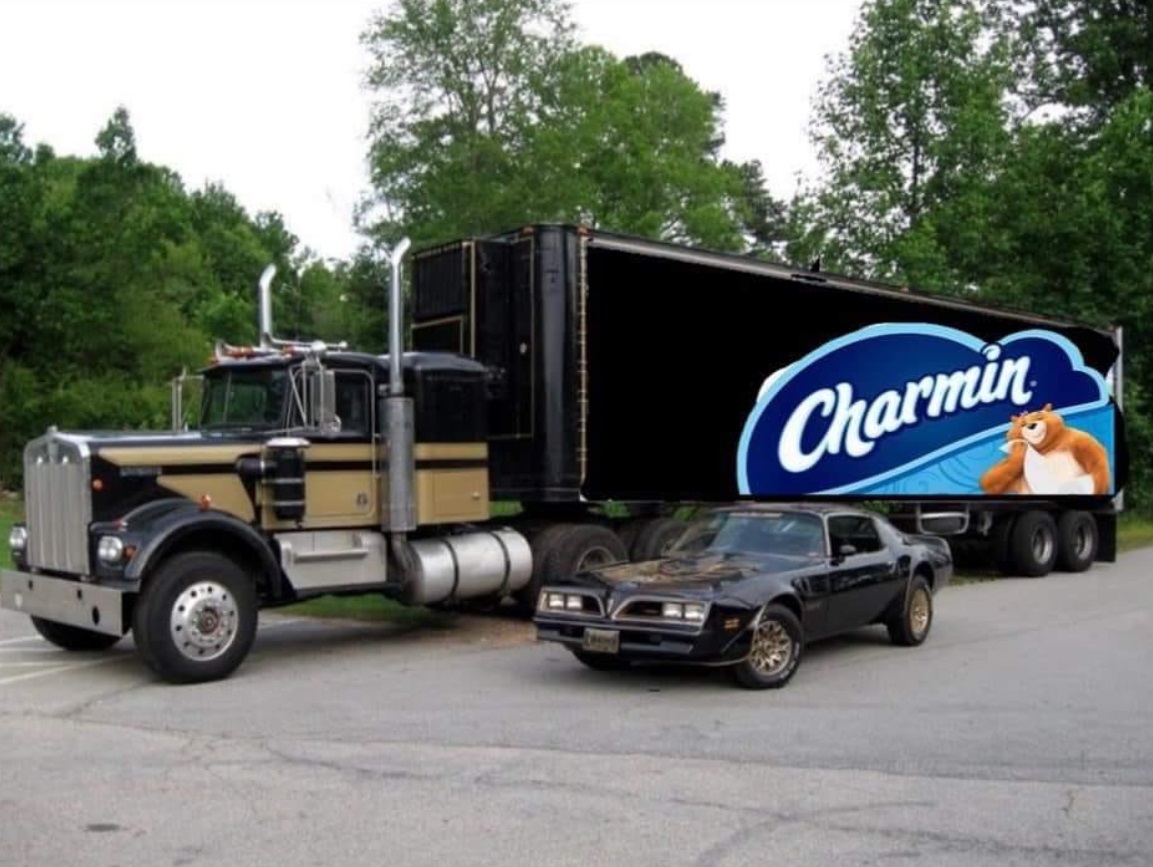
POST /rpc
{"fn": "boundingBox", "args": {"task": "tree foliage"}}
[359,0,786,253]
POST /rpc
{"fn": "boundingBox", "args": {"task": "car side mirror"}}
[838,543,857,557]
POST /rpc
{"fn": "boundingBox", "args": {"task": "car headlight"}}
[96,536,125,564]
[661,602,707,622]
[539,591,589,613]
[8,525,27,553]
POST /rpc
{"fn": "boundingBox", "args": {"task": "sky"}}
[2,0,864,262]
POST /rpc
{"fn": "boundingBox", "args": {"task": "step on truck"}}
[1,224,1128,683]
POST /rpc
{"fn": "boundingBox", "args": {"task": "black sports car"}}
[533,503,953,689]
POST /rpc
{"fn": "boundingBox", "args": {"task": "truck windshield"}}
[199,368,290,431]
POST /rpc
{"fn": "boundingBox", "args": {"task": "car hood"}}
[576,551,823,595]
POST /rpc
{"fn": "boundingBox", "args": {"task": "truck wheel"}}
[132,551,258,684]
[30,617,122,652]
[730,604,804,690]
[885,575,933,647]
[628,517,688,561]
[513,523,628,616]
[990,514,1017,575]
[1056,511,1097,572]
[1008,510,1058,577]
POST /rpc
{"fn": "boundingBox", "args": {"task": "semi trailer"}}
[1,223,1128,684]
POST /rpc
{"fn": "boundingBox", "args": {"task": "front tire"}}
[132,551,258,685]
[730,604,804,690]
[30,617,122,652]
[886,574,933,647]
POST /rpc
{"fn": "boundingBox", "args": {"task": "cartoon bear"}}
[979,404,1110,496]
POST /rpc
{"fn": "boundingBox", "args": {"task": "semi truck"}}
[1,223,1128,684]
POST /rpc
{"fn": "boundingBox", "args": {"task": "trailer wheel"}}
[1056,511,1098,572]
[1008,511,1058,577]
[628,517,688,561]
[30,617,122,652]
[990,514,1018,575]
[132,550,259,684]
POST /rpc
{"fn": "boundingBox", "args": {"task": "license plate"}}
[582,628,620,654]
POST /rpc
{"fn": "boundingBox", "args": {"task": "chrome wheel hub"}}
[749,620,793,676]
[576,546,616,572]
[170,582,239,662]
[1032,527,1054,564]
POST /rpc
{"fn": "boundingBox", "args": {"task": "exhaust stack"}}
[382,237,416,543]
[258,263,277,348]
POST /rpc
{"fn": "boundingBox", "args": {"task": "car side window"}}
[828,515,883,555]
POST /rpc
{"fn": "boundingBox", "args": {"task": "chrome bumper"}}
[0,569,125,636]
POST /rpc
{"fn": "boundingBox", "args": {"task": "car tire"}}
[131,550,258,685]
[1055,510,1097,573]
[730,603,804,690]
[571,650,633,671]
[886,574,933,647]
[30,617,122,652]
[628,517,688,561]
[1008,510,1059,577]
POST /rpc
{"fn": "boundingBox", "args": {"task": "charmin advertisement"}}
[737,324,1117,497]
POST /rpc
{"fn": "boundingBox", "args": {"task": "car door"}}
[824,514,901,633]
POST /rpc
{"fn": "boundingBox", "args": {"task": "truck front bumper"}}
[1,569,126,636]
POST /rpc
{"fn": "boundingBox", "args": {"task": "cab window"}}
[828,515,883,555]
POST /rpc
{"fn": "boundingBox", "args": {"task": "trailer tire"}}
[30,617,122,652]
[628,517,688,561]
[132,550,258,684]
[991,514,1017,575]
[1056,511,1097,572]
[1008,511,1058,577]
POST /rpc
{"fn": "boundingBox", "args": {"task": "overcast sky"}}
[2,0,863,261]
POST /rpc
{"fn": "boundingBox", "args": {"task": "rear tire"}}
[1056,511,1097,573]
[886,575,933,646]
[628,517,688,561]
[730,604,804,690]
[513,523,628,616]
[1008,510,1058,577]
[30,617,122,652]
[132,551,258,685]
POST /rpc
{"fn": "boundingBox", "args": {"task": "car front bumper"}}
[534,612,754,665]
[0,568,127,636]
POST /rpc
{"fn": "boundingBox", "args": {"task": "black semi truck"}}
[2,223,1127,683]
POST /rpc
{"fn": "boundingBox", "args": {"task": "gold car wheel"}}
[909,587,931,637]
[749,619,794,676]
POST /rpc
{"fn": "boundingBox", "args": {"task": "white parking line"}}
[0,656,126,687]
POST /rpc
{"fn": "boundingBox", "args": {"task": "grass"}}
[0,495,21,563]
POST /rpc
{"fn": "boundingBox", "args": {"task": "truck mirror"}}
[308,368,340,435]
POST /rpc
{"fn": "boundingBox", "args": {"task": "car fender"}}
[122,501,281,594]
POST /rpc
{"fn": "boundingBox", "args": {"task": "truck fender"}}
[123,503,282,596]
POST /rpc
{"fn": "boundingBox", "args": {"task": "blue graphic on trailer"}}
[736,324,1115,497]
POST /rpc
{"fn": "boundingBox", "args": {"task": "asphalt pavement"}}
[1,548,1150,866]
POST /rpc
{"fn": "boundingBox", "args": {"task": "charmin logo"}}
[737,324,1114,496]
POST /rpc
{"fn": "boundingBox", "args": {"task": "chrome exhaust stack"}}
[258,263,277,348]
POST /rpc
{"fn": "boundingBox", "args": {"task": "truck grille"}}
[23,432,91,575]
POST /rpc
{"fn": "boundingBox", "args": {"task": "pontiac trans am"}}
[533,503,953,689]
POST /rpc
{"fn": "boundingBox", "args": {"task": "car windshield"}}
[199,367,290,431]
[668,510,828,559]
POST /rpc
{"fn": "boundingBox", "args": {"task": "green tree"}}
[788,0,1016,290]
[359,0,785,252]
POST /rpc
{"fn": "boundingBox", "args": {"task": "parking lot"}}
[2,549,1151,867]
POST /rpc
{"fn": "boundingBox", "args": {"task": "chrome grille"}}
[23,431,91,574]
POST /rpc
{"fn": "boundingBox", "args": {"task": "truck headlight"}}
[96,536,125,564]
[8,525,27,553]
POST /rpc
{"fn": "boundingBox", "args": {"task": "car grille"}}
[23,432,91,575]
